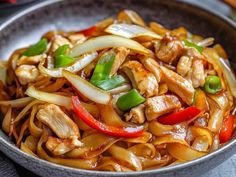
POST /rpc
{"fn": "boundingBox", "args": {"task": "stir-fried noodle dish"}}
[0,10,236,171]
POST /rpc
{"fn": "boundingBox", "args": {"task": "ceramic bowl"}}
[0,0,236,176]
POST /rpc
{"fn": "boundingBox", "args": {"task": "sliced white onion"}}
[70,35,151,57]
[0,97,34,108]
[123,10,146,27]
[62,70,111,105]
[38,52,98,78]
[107,84,131,94]
[105,24,162,39]
[25,86,72,109]
[219,57,236,98]
[197,37,214,47]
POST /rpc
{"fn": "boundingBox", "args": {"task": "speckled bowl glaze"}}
[0,0,236,177]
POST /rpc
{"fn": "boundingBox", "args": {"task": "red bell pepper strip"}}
[71,96,144,138]
[158,106,201,125]
[3,0,16,3]
[79,26,97,36]
[219,115,234,143]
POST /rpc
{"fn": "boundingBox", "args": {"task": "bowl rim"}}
[0,0,236,176]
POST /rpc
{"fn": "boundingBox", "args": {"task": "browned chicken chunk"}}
[160,66,195,105]
[145,95,181,121]
[121,61,158,97]
[110,47,130,75]
[36,104,79,139]
[17,54,46,66]
[50,36,72,52]
[68,33,87,44]
[125,104,145,124]
[155,35,183,64]
[191,59,205,88]
[46,136,82,155]
[139,57,161,83]
[176,56,192,77]
[15,65,39,85]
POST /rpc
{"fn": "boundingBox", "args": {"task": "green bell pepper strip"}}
[55,44,69,57]
[203,75,222,94]
[90,51,125,90]
[183,40,203,54]
[54,44,75,68]
[116,89,146,111]
[90,51,116,82]
[92,75,126,91]
[22,39,48,56]
[55,55,75,68]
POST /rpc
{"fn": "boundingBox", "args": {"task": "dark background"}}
[0,0,235,177]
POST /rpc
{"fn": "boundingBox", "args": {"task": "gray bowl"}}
[0,0,236,177]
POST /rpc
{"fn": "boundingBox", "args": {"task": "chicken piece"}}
[155,35,183,64]
[17,54,46,66]
[191,59,205,88]
[145,95,181,121]
[185,47,204,60]
[160,66,195,105]
[15,65,39,85]
[110,47,130,75]
[46,136,82,155]
[125,104,145,124]
[121,61,158,97]
[50,35,72,52]
[36,104,79,139]
[176,56,192,76]
[139,57,161,83]
[68,33,87,44]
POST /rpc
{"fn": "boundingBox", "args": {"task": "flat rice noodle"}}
[124,131,152,143]
[189,126,213,147]
[98,104,133,127]
[139,155,170,170]
[81,129,98,138]
[149,22,169,36]
[108,145,142,171]
[148,120,173,136]
[24,135,39,152]
[40,78,66,93]
[168,160,184,166]
[95,17,114,30]
[208,92,230,112]
[16,119,29,146]
[128,143,156,158]
[208,108,224,133]
[37,129,97,169]
[13,100,44,125]
[32,77,51,89]
[73,114,90,131]
[29,105,42,138]
[152,134,189,147]
[0,97,34,108]
[96,157,133,172]
[66,133,120,159]
[207,97,225,133]
[167,143,207,161]
[2,106,12,133]
[81,102,99,118]
[20,142,37,157]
